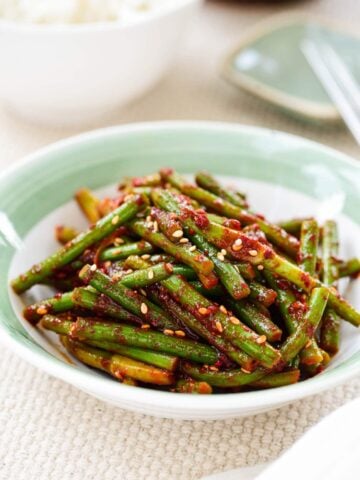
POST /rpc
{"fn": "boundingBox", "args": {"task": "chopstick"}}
[301,38,360,146]
[324,45,360,111]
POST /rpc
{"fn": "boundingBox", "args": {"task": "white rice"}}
[0,0,170,24]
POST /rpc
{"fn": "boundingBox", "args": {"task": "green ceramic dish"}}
[222,14,360,124]
[1,122,359,419]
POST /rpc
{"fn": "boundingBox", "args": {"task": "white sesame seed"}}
[140,303,148,315]
[229,316,240,325]
[217,252,225,261]
[257,265,264,271]
[172,229,183,238]
[209,366,219,371]
[241,368,251,374]
[221,249,227,256]
[256,335,267,345]
[175,330,186,337]
[179,237,189,244]
[140,289,147,296]
[114,237,124,246]
[232,239,243,251]
[152,221,158,233]
[164,329,174,336]
[36,306,48,315]
[90,264,97,272]
[148,269,154,280]
[198,307,209,315]
[141,254,151,260]
[189,245,196,252]
[146,215,152,222]
[219,305,227,314]
[249,250,258,257]
[112,273,123,281]
[111,215,119,225]
[215,321,223,333]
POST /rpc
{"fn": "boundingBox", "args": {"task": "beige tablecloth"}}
[1,1,359,479]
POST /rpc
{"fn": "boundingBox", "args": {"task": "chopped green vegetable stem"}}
[13,169,360,395]
[12,194,145,293]
[61,336,174,385]
[320,220,341,355]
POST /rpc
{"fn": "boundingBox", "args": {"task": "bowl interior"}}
[1,123,360,418]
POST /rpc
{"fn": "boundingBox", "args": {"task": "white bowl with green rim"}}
[0,0,201,127]
[1,122,359,420]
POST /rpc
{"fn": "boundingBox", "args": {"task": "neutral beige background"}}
[1,1,359,479]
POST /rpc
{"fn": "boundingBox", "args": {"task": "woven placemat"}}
[1,1,359,478]
[1,346,359,479]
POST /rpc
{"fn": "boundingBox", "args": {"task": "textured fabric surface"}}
[1,1,359,479]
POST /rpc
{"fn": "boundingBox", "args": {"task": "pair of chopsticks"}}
[302,35,360,146]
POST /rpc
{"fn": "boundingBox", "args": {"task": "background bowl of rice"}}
[0,0,201,127]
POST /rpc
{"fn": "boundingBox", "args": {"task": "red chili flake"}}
[277,279,291,290]
[131,177,145,187]
[264,249,275,259]
[160,167,174,177]
[207,305,218,315]
[223,219,241,230]
[300,272,312,289]
[135,195,146,206]
[193,209,210,229]
[164,263,174,273]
